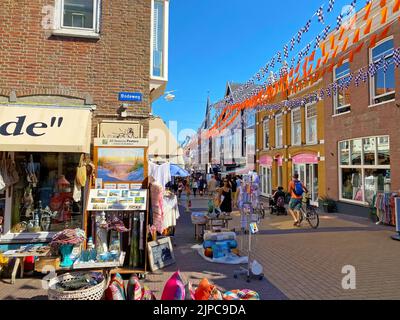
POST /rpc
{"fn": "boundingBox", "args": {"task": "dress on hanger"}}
[149,162,171,188]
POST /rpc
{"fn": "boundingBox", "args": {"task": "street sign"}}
[118,92,142,102]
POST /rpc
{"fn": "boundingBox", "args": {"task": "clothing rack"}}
[373,192,398,226]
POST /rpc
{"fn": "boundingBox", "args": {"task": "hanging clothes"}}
[162,192,180,231]
[149,162,171,188]
[374,192,397,226]
[150,183,164,233]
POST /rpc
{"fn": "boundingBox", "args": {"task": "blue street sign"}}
[118,92,142,102]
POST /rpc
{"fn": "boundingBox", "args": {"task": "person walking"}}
[177,180,184,199]
[288,173,308,227]
[231,175,238,209]
[185,178,192,212]
[192,178,198,197]
[198,176,205,197]
[207,175,218,197]
[219,178,233,216]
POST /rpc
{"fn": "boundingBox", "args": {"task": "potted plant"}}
[320,197,337,213]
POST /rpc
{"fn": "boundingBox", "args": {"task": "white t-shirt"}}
[149,162,171,188]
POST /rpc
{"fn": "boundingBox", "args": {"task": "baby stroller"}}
[269,195,288,216]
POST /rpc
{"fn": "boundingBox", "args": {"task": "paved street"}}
[0,195,399,300]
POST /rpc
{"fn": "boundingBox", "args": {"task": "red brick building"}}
[323,3,399,215]
[0,0,169,242]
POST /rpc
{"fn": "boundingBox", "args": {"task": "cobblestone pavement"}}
[0,195,399,300]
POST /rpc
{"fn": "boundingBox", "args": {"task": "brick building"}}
[0,0,169,243]
[323,2,399,215]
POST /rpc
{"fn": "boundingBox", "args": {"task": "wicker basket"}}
[48,272,107,300]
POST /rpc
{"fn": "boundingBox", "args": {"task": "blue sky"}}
[153,0,352,143]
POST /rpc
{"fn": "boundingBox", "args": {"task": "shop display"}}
[50,228,86,268]
[147,237,175,272]
[8,152,84,234]
[373,192,398,226]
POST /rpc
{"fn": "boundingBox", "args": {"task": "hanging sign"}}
[94,138,149,147]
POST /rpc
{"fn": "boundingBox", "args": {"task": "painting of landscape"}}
[97,148,145,182]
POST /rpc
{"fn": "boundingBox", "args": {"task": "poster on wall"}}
[96,148,145,183]
[87,189,148,211]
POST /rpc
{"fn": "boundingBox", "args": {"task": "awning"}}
[0,105,92,153]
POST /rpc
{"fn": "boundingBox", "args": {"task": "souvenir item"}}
[194,278,213,301]
[127,276,142,300]
[161,271,185,300]
[75,154,87,188]
[95,212,108,257]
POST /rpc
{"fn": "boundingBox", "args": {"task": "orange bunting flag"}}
[381,7,388,24]
[342,37,349,52]
[328,64,335,73]
[364,2,372,21]
[330,34,336,50]
[353,28,360,43]
[339,26,346,41]
[323,53,329,65]
[337,57,345,67]
[332,46,339,59]
[321,68,326,78]
[364,18,372,35]
[355,42,364,54]
[295,63,300,74]
[378,25,391,41]
[308,65,313,75]
[316,58,322,70]
[309,50,316,62]
[303,57,309,73]
[394,0,400,13]
[320,42,326,57]
[380,0,386,7]
[368,34,378,48]
[349,51,355,62]
[289,68,294,78]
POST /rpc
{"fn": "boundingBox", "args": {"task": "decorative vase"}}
[59,244,74,268]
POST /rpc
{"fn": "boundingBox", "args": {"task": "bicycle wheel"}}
[306,207,319,229]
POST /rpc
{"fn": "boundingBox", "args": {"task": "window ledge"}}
[368,99,396,109]
[52,28,100,39]
[332,110,351,118]
[306,142,319,146]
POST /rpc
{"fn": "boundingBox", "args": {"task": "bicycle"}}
[298,197,320,229]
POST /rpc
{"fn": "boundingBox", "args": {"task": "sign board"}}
[118,92,142,102]
[94,138,148,147]
[87,189,148,211]
[147,237,175,272]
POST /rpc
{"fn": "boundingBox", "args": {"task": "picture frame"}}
[147,237,175,272]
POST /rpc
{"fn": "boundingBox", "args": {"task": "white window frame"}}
[263,119,269,150]
[53,0,101,39]
[333,61,351,115]
[369,37,395,106]
[275,114,283,149]
[150,0,169,81]
[338,135,391,206]
[291,107,302,146]
[305,103,318,145]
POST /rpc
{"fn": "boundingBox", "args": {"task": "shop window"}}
[339,136,391,205]
[291,108,302,146]
[10,153,83,234]
[333,62,351,114]
[275,114,283,148]
[306,103,317,145]
[370,38,395,105]
[263,119,269,150]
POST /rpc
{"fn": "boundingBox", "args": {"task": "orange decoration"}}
[381,7,388,24]
[364,2,372,21]
[349,51,355,62]
[364,18,372,35]
[332,46,339,59]
[308,65,313,75]
[316,58,322,69]
[309,50,316,62]
[330,35,336,50]
[353,28,360,43]
[295,63,300,74]
[394,0,400,12]
[355,42,364,54]
[368,34,378,48]
[378,25,391,41]
[320,42,326,57]
[337,57,345,67]
[289,68,294,78]
[323,53,329,65]
[380,0,386,7]
[342,37,349,52]
[339,26,346,41]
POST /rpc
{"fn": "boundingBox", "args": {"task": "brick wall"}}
[323,23,400,200]
[0,0,152,139]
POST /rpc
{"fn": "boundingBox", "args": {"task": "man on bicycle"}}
[288,173,308,227]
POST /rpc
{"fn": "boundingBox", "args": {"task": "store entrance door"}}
[293,163,319,206]
[260,166,272,196]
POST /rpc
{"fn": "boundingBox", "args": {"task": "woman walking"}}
[219,178,233,216]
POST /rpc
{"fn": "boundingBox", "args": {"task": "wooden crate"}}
[35,257,60,273]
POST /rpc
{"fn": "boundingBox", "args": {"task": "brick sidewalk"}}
[0,195,399,300]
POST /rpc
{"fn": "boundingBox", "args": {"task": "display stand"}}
[392,197,400,241]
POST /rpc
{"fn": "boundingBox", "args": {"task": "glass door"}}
[293,163,319,206]
[260,166,272,196]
